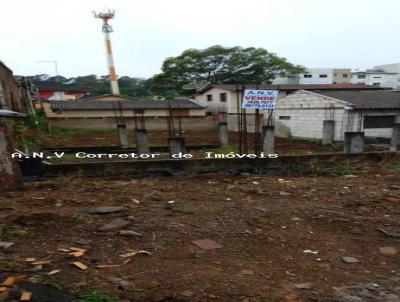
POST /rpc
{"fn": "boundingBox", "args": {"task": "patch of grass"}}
[73,290,119,302]
[302,261,318,271]
[0,223,8,238]
[317,160,362,176]
[222,189,233,198]
[9,229,33,237]
[386,162,400,171]
[173,208,195,215]
[237,249,253,261]
[70,213,94,222]
[51,128,114,138]
[37,273,62,289]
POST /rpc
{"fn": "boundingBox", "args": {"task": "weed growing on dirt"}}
[317,160,363,176]
[73,290,119,302]
[0,223,8,238]
[9,229,33,237]
[237,249,254,261]
[70,213,94,222]
[386,162,400,171]
[36,273,62,289]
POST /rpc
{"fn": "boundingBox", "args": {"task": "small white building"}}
[274,90,400,140]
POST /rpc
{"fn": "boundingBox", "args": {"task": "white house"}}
[274,90,400,140]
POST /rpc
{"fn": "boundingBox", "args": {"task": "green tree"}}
[150,45,304,93]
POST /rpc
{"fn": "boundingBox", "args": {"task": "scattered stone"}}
[379,246,398,256]
[240,269,254,276]
[127,215,135,220]
[77,206,125,214]
[290,217,302,221]
[294,282,312,289]
[344,175,358,178]
[192,239,223,250]
[119,230,143,237]
[0,241,14,249]
[279,191,291,196]
[117,280,131,291]
[131,198,141,204]
[180,290,194,297]
[379,228,400,239]
[389,184,400,190]
[342,256,360,263]
[285,292,302,302]
[99,218,130,231]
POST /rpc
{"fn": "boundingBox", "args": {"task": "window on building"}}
[373,76,382,79]
[279,116,291,120]
[304,74,312,78]
[357,74,366,79]
[319,74,328,78]
[220,93,227,102]
[342,74,348,78]
[206,94,213,102]
[373,82,381,86]
[364,116,395,129]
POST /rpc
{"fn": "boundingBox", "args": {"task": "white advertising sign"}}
[241,89,278,109]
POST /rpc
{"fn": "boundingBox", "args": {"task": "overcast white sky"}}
[2,0,399,78]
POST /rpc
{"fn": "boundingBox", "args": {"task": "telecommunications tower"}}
[93,9,120,95]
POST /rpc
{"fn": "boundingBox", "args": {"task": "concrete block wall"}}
[49,116,215,131]
[274,90,345,140]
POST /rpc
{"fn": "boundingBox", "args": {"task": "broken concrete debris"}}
[99,218,130,231]
[0,241,14,249]
[342,256,360,263]
[379,228,400,238]
[76,206,126,214]
[378,246,398,255]
[119,230,143,237]
[192,239,223,250]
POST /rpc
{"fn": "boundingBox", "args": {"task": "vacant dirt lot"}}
[35,129,388,156]
[1,158,400,301]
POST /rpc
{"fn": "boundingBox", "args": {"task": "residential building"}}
[196,83,384,115]
[196,83,385,132]
[350,69,399,89]
[273,68,352,85]
[43,94,211,130]
[37,84,89,101]
[274,90,400,140]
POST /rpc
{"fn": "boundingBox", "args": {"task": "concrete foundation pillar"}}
[261,126,275,155]
[0,119,23,191]
[168,137,186,157]
[217,122,229,146]
[322,120,335,145]
[343,131,365,153]
[135,129,150,155]
[117,124,128,148]
[390,123,400,151]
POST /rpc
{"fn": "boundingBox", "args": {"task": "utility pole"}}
[93,9,120,95]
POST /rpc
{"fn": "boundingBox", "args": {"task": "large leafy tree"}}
[150,45,304,93]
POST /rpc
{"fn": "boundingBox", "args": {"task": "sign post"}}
[241,89,278,110]
[241,90,278,154]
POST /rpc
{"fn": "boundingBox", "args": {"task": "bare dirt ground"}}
[38,129,386,156]
[1,159,400,301]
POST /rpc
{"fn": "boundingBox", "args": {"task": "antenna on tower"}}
[93,9,120,95]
